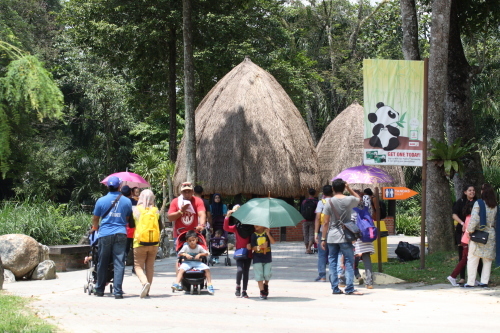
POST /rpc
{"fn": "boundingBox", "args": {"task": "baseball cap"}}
[180,182,193,191]
[107,176,122,187]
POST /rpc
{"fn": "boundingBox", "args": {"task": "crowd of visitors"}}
[89,178,498,299]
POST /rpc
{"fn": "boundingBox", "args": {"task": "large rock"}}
[0,234,41,278]
[31,260,57,280]
[0,256,3,289]
[3,269,16,283]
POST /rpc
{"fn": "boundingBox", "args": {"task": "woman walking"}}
[224,205,254,298]
[133,189,160,298]
[352,190,374,289]
[464,183,498,288]
[210,193,228,233]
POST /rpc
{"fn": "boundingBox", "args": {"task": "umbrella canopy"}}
[231,198,304,229]
[316,102,405,187]
[332,165,395,184]
[173,57,319,197]
[100,172,150,188]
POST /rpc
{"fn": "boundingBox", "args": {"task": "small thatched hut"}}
[316,102,406,187]
[174,57,320,197]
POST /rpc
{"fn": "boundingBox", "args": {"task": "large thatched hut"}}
[316,102,406,187]
[174,57,320,197]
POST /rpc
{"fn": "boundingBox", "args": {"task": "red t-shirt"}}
[168,196,206,238]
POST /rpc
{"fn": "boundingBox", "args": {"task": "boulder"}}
[0,234,41,278]
[0,256,3,289]
[3,269,16,283]
[31,260,57,280]
[39,244,50,262]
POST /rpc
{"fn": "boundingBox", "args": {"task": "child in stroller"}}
[171,230,215,295]
[83,231,114,295]
[209,229,230,266]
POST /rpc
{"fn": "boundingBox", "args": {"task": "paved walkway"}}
[4,236,499,333]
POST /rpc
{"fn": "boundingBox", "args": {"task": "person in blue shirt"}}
[91,176,133,299]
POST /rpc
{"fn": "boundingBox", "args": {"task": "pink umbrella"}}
[331,165,394,184]
[101,172,150,188]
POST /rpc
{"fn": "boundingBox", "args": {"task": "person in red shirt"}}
[167,182,207,240]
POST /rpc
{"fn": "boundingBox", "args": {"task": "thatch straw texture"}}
[316,102,406,187]
[174,57,320,197]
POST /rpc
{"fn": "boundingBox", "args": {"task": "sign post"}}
[382,187,418,200]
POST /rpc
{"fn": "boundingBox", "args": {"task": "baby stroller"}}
[174,230,208,295]
[208,230,230,266]
[83,231,114,295]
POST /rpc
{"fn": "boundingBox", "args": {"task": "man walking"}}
[314,185,332,282]
[92,176,132,299]
[300,188,318,254]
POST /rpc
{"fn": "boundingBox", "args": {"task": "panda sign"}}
[363,59,425,167]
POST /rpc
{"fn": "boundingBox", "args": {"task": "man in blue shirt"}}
[92,176,132,299]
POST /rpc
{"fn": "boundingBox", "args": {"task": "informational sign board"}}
[363,59,425,166]
[382,187,418,200]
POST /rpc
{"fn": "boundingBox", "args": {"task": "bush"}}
[396,214,421,236]
[0,200,90,245]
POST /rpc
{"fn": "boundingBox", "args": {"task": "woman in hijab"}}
[210,193,228,233]
[133,189,160,298]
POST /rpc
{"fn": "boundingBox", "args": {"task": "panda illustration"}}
[368,102,400,151]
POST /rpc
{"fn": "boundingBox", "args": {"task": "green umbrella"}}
[231,198,304,228]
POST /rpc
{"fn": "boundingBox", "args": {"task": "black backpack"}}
[395,241,420,261]
[301,198,318,221]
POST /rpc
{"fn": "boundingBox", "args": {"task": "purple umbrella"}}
[331,165,394,184]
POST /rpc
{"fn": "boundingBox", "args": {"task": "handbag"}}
[329,200,360,242]
[233,248,248,260]
[470,199,489,245]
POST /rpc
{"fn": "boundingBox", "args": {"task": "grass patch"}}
[361,251,500,285]
[0,292,56,333]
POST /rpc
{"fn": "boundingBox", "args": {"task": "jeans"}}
[96,233,127,296]
[328,242,355,293]
[317,231,329,278]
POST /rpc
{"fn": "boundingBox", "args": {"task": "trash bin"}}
[370,220,388,263]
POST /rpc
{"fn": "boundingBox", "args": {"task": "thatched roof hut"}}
[174,57,320,197]
[316,102,406,187]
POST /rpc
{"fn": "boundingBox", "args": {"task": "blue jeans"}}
[328,242,355,293]
[317,231,329,278]
[96,233,127,296]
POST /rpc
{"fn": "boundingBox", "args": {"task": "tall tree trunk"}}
[445,0,484,199]
[168,26,178,162]
[183,0,196,183]
[400,0,421,60]
[426,0,453,253]
[304,97,317,145]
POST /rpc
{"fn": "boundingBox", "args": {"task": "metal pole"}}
[420,58,429,269]
[374,187,382,272]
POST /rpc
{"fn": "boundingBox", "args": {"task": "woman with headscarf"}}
[464,183,498,288]
[133,189,160,298]
[210,193,228,233]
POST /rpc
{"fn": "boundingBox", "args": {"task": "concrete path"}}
[4,236,499,333]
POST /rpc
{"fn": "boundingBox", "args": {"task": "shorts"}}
[253,262,272,281]
[179,261,210,271]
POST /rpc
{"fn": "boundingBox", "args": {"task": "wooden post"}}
[420,58,429,269]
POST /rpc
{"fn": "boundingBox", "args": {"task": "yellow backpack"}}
[320,199,327,225]
[135,206,160,246]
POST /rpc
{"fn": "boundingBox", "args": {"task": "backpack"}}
[236,221,255,239]
[395,241,420,261]
[301,198,318,221]
[353,206,378,242]
[135,206,160,246]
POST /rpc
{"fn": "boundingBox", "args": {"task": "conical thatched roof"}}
[174,57,320,197]
[316,102,406,187]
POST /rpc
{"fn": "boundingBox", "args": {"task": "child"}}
[211,229,226,264]
[251,226,276,299]
[171,230,215,294]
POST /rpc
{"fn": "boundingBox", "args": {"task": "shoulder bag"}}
[470,199,489,244]
[329,200,360,243]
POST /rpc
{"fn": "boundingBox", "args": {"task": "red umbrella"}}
[100,172,150,188]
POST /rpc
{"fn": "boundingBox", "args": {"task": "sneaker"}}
[95,291,104,297]
[235,286,241,297]
[214,257,219,264]
[477,283,488,288]
[366,285,373,289]
[207,285,215,294]
[461,284,474,288]
[171,283,183,291]
[447,276,459,287]
[115,295,123,299]
[241,291,249,298]
[141,283,151,298]
[260,291,267,300]
[263,284,269,296]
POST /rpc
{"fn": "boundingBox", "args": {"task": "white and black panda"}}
[368,102,400,151]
